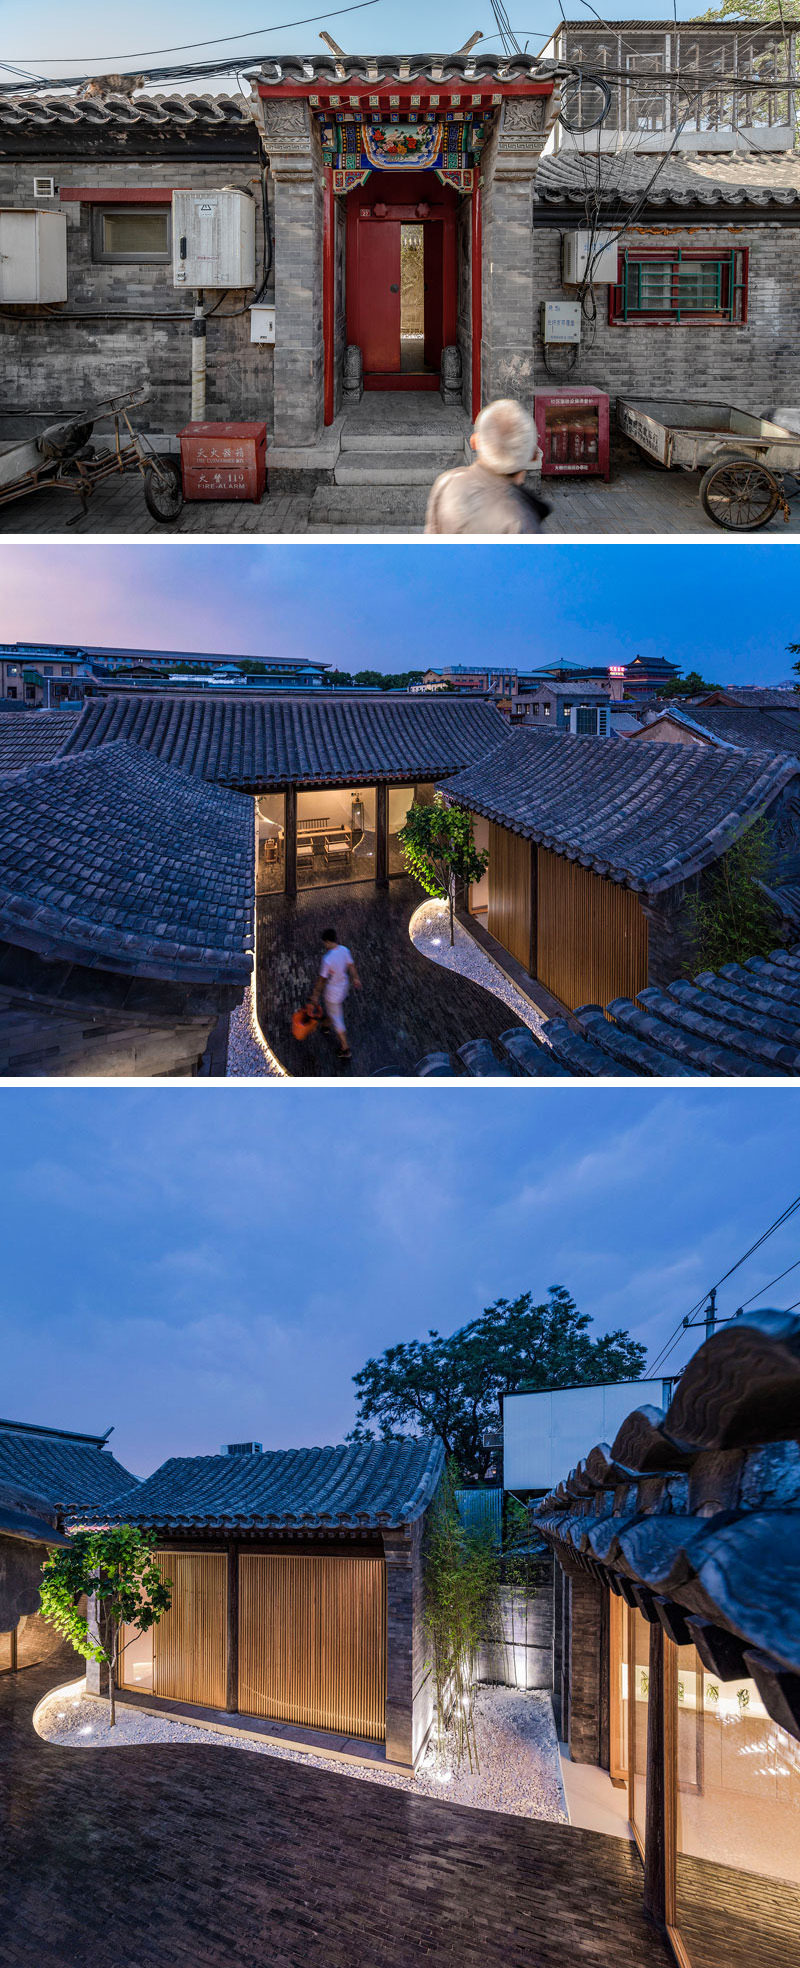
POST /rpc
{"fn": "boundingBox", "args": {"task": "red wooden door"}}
[423,225,444,371]
[358,223,401,374]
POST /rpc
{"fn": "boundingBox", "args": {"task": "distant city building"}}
[420,665,520,696]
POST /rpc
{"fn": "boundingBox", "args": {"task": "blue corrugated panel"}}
[455,1488,503,1544]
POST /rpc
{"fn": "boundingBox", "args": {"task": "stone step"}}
[307,485,429,530]
[334,449,462,486]
[339,428,469,454]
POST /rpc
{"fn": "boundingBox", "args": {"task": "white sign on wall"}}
[541,300,582,345]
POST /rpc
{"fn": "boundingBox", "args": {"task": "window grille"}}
[609,248,748,325]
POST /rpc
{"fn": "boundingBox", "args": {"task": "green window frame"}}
[609,247,748,325]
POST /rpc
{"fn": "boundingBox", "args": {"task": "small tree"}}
[683,818,777,974]
[399,795,489,946]
[40,1525,172,1727]
[423,1465,501,1774]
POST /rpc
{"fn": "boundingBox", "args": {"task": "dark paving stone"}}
[0,1652,670,1968]
[256,879,517,1077]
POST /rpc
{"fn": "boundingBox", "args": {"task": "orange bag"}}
[292,1001,323,1042]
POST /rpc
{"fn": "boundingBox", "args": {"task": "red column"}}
[323,165,335,428]
[470,179,482,423]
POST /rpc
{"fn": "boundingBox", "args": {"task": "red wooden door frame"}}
[323,166,335,426]
[470,182,482,423]
[344,182,459,391]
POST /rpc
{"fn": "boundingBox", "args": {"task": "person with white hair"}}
[424,397,549,535]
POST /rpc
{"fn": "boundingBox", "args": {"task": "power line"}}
[648,1191,800,1377]
[0,1,380,66]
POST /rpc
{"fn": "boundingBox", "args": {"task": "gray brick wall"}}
[567,1571,603,1764]
[532,220,800,407]
[0,160,274,434]
[476,1555,554,1690]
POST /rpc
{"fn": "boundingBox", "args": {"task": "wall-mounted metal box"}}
[540,299,581,345]
[172,189,255,290]
[562,229,619,285]
[0,209,67,302]
[250,304,275,344]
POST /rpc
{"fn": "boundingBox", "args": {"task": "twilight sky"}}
[2,0,710,86]
[1,1086,797,1477]
[1,542,798,684]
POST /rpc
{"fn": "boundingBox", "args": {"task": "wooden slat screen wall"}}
[239,1554,386,1743]
[487,822,531,969]
[152,1552,228,1709]
[536,846,649,1011]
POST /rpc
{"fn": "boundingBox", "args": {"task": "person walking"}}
[311,928,361,1062]
[425,398,549,535]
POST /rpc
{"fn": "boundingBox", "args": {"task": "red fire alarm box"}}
[534,388,610,480]
[178,421,267,503]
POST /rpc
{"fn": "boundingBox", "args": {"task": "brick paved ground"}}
[0,1652,670,1968]
[2,457,799,534]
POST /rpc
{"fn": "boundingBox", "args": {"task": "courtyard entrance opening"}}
[345,175,457,390]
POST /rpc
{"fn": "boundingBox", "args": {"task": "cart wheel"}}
[143,458,183,524]
[699,454,780,531]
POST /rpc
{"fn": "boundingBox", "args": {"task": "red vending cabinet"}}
[178,421,267,502]
[534,388,610,480]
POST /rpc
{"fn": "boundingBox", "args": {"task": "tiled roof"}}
[535,149,800,210]
[530,681,611,699]
[79,1438,446,1532]
[719,687,800,709]
[440,729,800,893]
[406,942,800,1077]
[0,741,254,984]
[640,703,800,758]
[253,53,550,85]
[0,1426,138,1513]
[534,1311,800,1721]
[0,712,82,776]
[542,944,800,1077]
[64,693,509,790]
[0,92,254,135]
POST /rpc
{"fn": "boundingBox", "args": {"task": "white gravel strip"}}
[37,1682,566,1824]
[409,899,548,1039]
[226,983,286,1078]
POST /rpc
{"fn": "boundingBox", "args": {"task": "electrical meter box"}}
[172,189,256,290]
[0,209,67,302]
[250,304,276,345]
[540,300,581,345]
[562,229,618,285]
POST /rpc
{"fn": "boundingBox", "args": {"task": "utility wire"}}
[0,1,380,66]
[648,1191,800,1377]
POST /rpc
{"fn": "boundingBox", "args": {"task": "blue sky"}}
[2,1,716,85]
[1,1086,798,1476]
[3,541,799,683]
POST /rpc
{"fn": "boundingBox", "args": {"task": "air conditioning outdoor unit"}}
[0,209,67,302]
[172,188,256,289]
[562,229,618,286]
[221,1440,263,1455]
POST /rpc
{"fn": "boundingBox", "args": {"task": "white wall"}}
[503,1380,671,1492]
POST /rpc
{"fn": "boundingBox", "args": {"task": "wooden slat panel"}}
[239,1554,386,1743]
[536,846,649,1011]
[150,1552,227,1709]
[487,822,531,969]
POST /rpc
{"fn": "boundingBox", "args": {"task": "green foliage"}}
[325,668,427,690]
[398,795,489,945]
[40,1525,172,1726]
[349,1287,646,1481]
[697,0,791,20]
[785,641,800,686]
[683,818,777,973]
[423,1465,502,1771]
[660,670,718,698]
